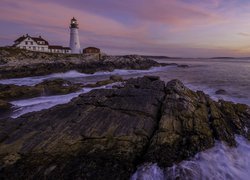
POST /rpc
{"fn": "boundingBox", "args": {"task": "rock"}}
[0,84,41,100]
[109,75,123,81]
[96,79,114,86]
[0,76,166,179]
[83,79,114,88]
[83,77,124,88]
[35,78,81,96]
[144,76,160,81]
[0,77,249,179]
[0,59,7,65]
[0,100,13,119]
[0,100,12,112]
[143,80,250,167]
[178,64,189,68]
[0,47,163,79]
[0,79,81,100]
[215,89,227,95]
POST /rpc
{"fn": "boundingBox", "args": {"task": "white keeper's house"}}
[13,17,82,54]
[13,34,71,54]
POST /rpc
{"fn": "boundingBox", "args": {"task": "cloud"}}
[1,0,250,57]
[60,0,225,27]
[0,0,149,40]
[238,32,250,37]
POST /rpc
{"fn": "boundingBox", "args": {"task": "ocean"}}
[0,58,250,179]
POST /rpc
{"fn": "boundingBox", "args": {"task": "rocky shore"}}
[0,76,125,119]
[0,47,164,79]
[0,76,249,179]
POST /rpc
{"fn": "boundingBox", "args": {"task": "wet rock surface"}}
[83,75,124,88]
[0,100,12,119]
[177,64,189,68]
[0,77,249,179]
[215,89,227,95]
[0,79,82,101]
[0,79,82,119]
[143,80,250,167]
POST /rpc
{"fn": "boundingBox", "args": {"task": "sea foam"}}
[131,135,250,180]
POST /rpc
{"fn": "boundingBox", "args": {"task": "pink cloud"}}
[0,0,149,40]
[1,0,250,57]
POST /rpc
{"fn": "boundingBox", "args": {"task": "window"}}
[33,47,36,50]
[25,41,28,45]
[29,47,31,49]
[41,47,44,51]
[31,42,33,45]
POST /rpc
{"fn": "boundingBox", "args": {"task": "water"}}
[4,66,175,118]
[2,59,249,106]
[11,83,118,118]
[131,136,250,180]
[129,58,250,180]
[150,58,250,106]
[1,58,250,179]
[0,66,175,86]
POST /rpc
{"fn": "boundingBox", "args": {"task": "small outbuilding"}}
[83,47,100,54]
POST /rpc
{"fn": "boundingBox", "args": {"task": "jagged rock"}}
[0,77,249,179]
[35,78,81,96]
[143,79,250,167]
[109,75,123,82]
[177,64,189,68]
[0,76,166,179]
[0,79,81,100]
[0,59,7,65]
[0,100,12,114]
[215,89,227,95]
[0,84,41,100]
[83,76,124,88]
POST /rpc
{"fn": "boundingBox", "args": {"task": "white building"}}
[48,46,71,54]
[13,34,50,52]
[13,34,71,54]
[69,17,81,54]
[13,18,83,54]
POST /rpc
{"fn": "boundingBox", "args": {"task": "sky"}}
[1,0,250,57]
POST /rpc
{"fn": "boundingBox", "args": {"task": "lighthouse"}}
[69,17,81,54]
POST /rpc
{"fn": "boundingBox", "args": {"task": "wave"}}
[11,83,118,118]
[185,83,250,106]
[131,135,250,180]
[0,66,175,86]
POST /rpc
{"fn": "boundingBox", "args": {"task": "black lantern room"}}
[70,17,79,29]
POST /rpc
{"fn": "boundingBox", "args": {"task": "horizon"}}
[1,0,250,57]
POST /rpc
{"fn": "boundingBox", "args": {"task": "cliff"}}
[0,76,249,179]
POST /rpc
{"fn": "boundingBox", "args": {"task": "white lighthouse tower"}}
[69,17,81,54]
